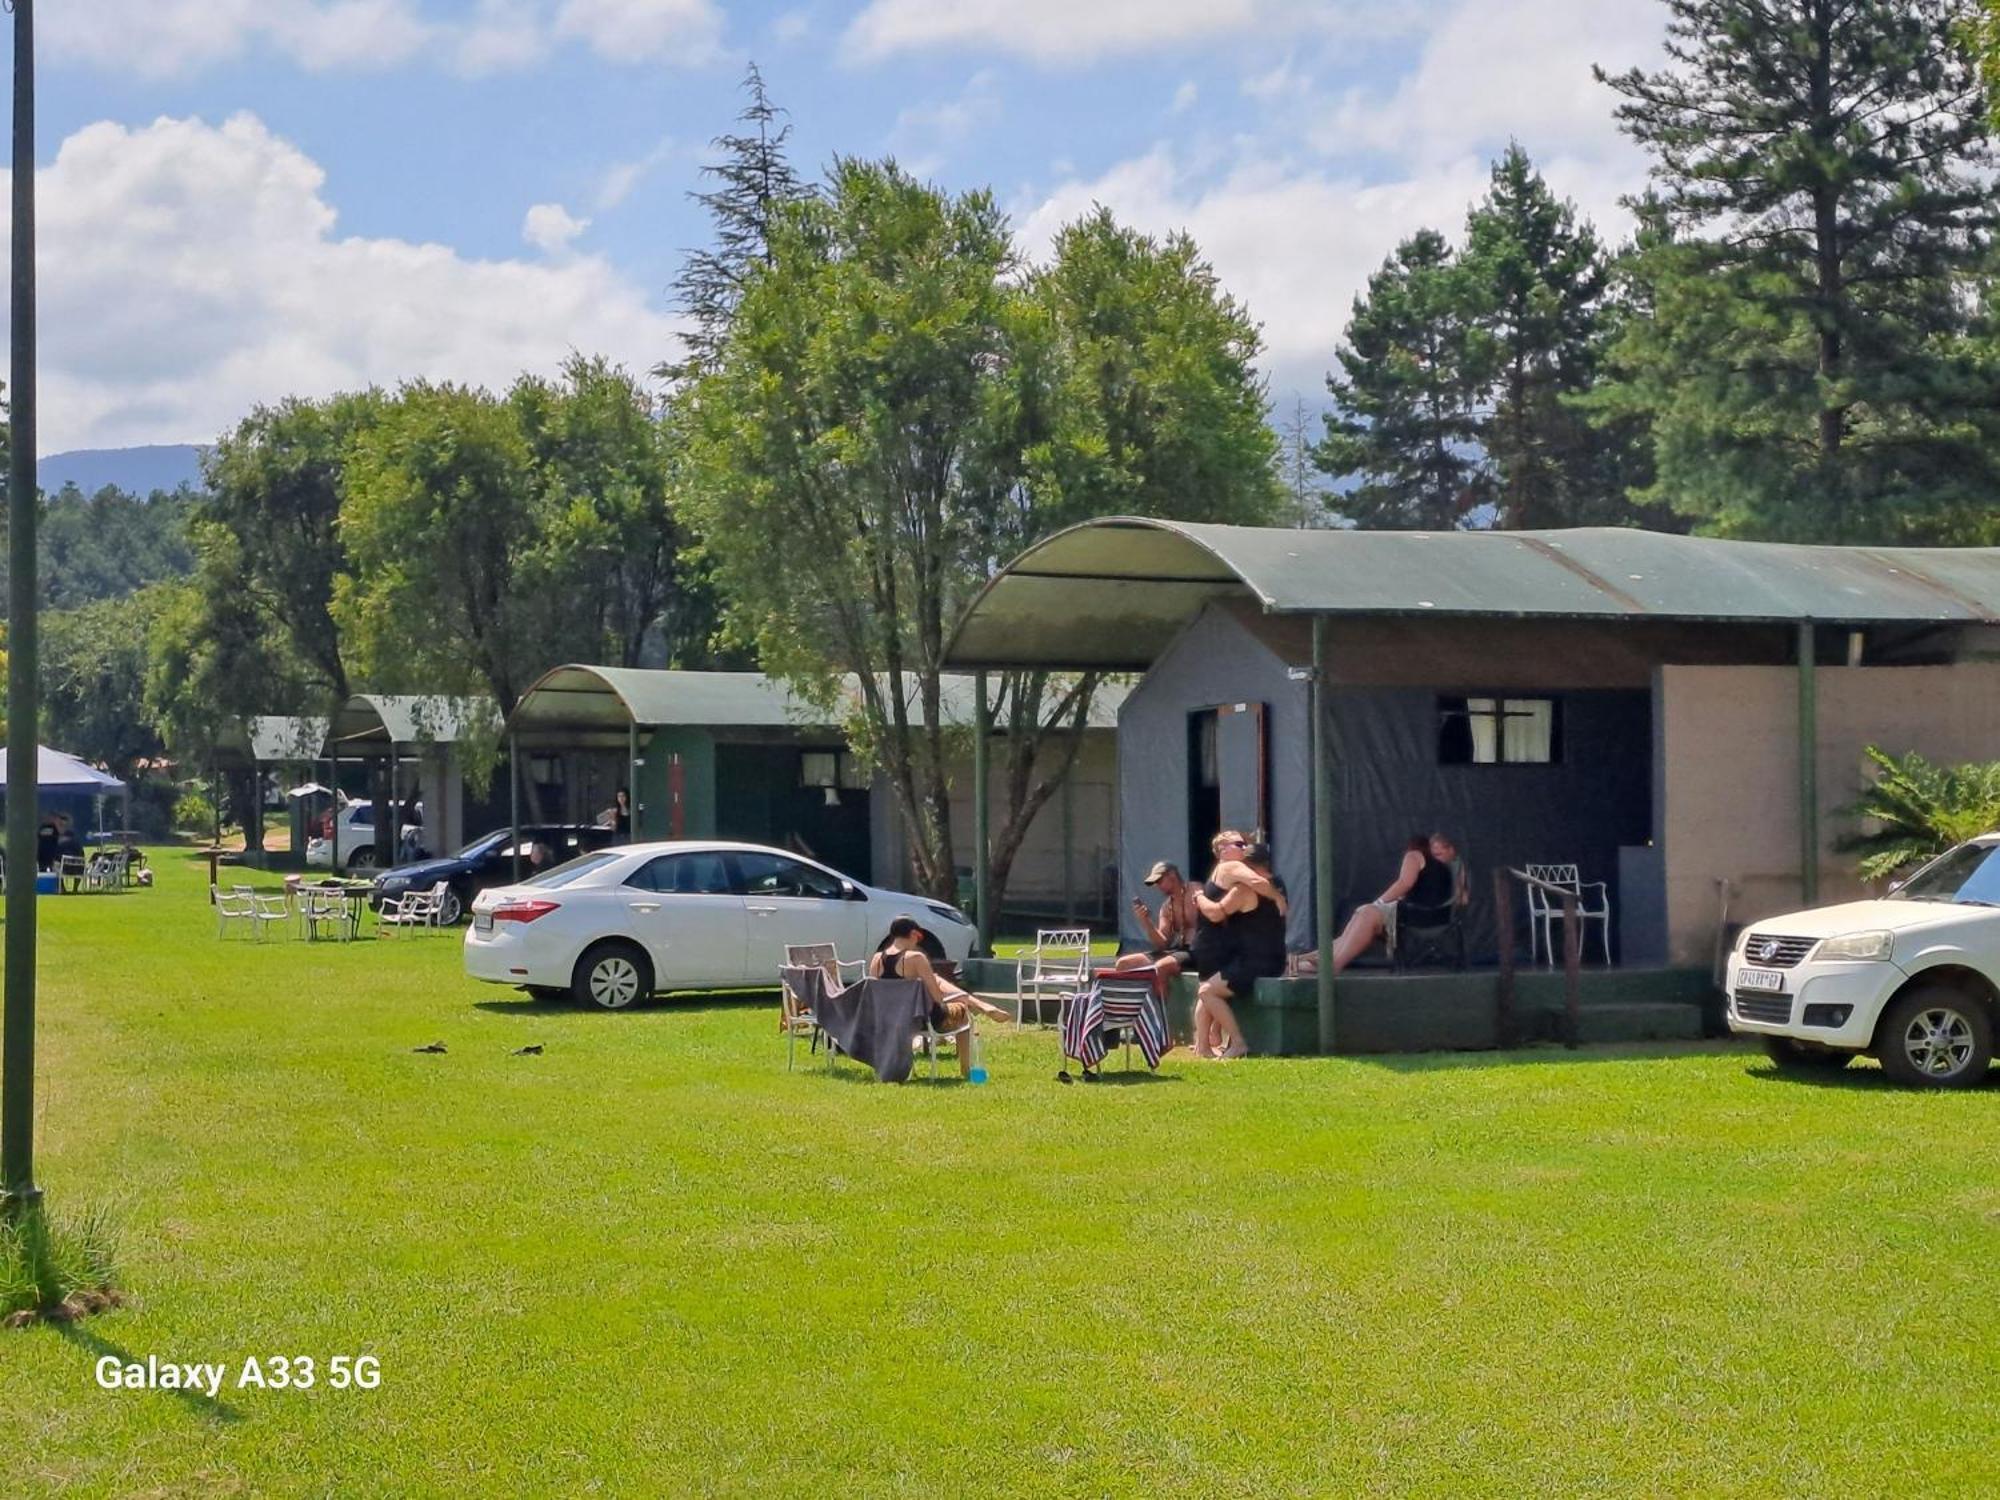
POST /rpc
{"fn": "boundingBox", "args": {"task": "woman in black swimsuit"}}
[870,917,1010,1078]
[1192,842,1289,1058]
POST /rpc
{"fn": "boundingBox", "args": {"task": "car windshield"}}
[1889,841,2000,905]
[454,831,508,860]
[523,851,623,890]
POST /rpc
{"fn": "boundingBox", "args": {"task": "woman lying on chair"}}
[870,918,1012,1078]
[1309,831,1461,975]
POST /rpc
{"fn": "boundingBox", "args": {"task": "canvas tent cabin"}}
[948,518,2000,1052]
[325,694,499,868]
[503,666,1119,917]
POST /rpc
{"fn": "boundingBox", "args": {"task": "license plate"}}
[1735,966,1783,992]
[474,912,493,934]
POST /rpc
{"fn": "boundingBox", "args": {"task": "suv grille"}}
[1739,934,1816,969]
[1734,993,1792,1025]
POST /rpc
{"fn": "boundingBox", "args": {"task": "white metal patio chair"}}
[1524,863,1613,966]
[916,1004,975,1081]
[213,884,257,939]
[1014,927,1091,1026]
[781,943,865,1070]
[379,880,449,935]
[250,889,292,941]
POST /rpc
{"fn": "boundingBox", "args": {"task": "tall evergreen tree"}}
[1314,229,1491,529]
[664,62,810,382]
[1595,0,2000,542]
[1460,145,1625,529]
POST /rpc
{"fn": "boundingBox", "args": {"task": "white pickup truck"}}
[1726,834,1999,1088]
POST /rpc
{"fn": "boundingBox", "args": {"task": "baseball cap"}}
[1142,860,1179,886]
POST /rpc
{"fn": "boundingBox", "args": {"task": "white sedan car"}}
[1727,833,2000,1088]
[464,840,976,1008]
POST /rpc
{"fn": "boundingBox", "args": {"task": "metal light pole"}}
[2,0,39,1215]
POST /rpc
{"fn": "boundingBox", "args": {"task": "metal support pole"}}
[1312,617,1337,1054]
[627,720,638,842]
[509,734,522,882]
[2,0,39,1214]
[1060,770,1075,922]
[1797,622,1818,906]
[973,671,992,956]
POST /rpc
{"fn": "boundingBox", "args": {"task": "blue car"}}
[369,824,621,926]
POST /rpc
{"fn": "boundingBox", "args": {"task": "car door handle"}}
[746,904,777,916]
[629,901,661,913]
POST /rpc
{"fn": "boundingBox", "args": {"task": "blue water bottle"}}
[967,1031,988,1084]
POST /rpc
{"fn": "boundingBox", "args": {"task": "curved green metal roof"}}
[945,518,2000,669]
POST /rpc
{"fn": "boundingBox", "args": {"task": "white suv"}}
[1727,834,1999,1088]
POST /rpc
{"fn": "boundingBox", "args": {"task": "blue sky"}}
[24,0,1667,452]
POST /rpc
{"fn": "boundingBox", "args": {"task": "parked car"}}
[304,801,422,870]
[1726,833,2000,1088]
[464,840,975,1009]
[370,824,619,926]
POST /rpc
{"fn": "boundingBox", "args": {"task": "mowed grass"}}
[0,852,1995,1497]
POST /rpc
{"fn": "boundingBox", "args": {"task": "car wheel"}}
[573,941,651,1011]
[1875,985,1994,1089]
[346,847,376,871]
[1761,1037,1853,1073]
[436,888,464,927]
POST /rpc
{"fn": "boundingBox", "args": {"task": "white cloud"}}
[1171,81,1200,115]
[523,202,591,253]
[46,0,433,77]
[889,72,1003,177]
[771,8,814,45]
[47,0,728,76]
[553,0,723,63]
[595,138,683,212]
[842,0,1410,66]
[6,114,682,451]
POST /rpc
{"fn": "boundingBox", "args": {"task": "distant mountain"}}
[38,444,205,497]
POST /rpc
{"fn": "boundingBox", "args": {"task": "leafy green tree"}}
[665,62,811,383]
[978,208,1285,909]
[1314,229,1492,529]
[43,587,172,797]
[199,391,388,699]
[1460,145,1626,529]
[687,159,1016,899]
[1596,0,2000,542]
[0,482,194,609]
[512,355,722,669]
[1837,745,2000,880]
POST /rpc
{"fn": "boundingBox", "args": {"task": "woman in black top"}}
[1191,842,1290,1058]
[1321,832,1462,975]
[870,917,1010,1078]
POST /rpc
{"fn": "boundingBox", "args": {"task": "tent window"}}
[800,751,870,791]
[1438,696,1560,765]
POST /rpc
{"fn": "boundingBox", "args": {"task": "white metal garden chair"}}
[1014,927,1092,1026]
[781,943,864,1070]
[379,880,449,935]
[213,884,257,939]
[250,889,292,941]
[1523,863,1613,965]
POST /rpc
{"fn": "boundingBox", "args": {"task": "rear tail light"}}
[491,899,560,923]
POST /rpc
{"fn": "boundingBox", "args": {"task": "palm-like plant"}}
[1836,746,2000,882]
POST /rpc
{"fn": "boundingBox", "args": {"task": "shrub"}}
[1836,746,2000,882]
[172,789,216,837]
[0,1202,121,1325]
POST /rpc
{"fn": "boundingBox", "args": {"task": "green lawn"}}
[1,851,1995,1496]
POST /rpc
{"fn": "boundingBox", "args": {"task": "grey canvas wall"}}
[1118,606,1315,950]
[1327,686,1653,960]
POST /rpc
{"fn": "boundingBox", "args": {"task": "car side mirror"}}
[1886,879,1904,894]
[842,880,863,901]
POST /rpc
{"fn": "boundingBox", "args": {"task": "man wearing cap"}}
[1115,860,1198,984]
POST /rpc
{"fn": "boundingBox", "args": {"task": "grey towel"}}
[811,976,928,1083]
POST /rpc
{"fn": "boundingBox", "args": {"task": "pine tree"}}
[1274,397,1327,527]
[1314,230,1491,529]
[1459,145,1625,529]
[663,62,810,382]
[1595,0,2000,542]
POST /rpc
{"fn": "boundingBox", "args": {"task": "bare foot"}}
[1219,1043,1250,1059]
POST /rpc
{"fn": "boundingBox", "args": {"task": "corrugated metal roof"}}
[507,666,1124,740]
[249,715,329,763]
[331,694,500,747]
[946,518,2000,669]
